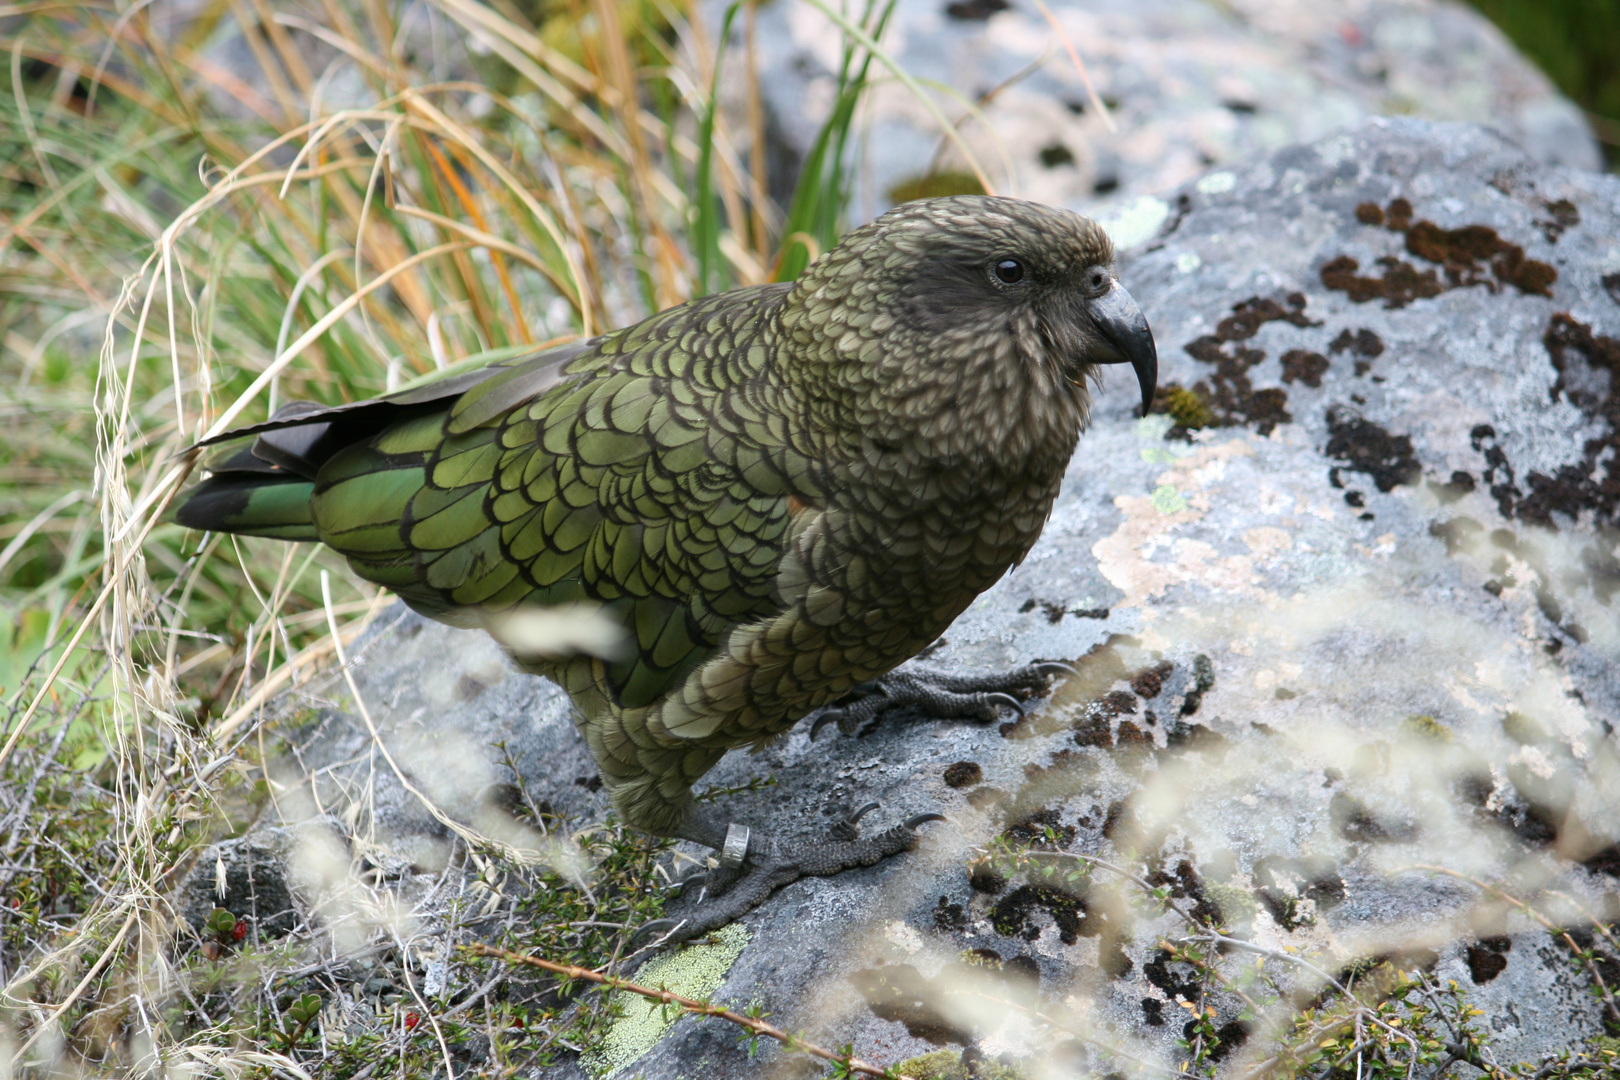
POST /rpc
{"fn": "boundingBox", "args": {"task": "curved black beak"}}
[1087,281,1158,417]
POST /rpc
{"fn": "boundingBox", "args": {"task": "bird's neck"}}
[781,313,1089,493]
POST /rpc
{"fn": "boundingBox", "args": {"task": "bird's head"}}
[781,195,1158,432]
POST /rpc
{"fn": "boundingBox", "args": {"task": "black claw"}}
[831,802,882,841]
[986,692,1024,716]
[849,801,881,824]
[903,812,947,830]
[1033,661,1080,678]
[631,917,685,945]
[809,710,842,741]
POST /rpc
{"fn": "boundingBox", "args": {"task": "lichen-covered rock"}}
[708,0,1601,221]
[235,118,1618,1078]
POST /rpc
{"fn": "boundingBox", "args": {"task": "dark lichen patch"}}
[1347,197,1557,298]
[1144,946,1201,1001]
[1466,936,1512,984]
[1178,653,1215,716]
[1131,661,1174,700]
[1037,142,1075,168]
[1538,198,1579,243]
[1163,720,1229,758]
[1320,253,1443,308]
[1582,844,1620,880]
[1280,349,1329,387]
[934,895,969,933]
[1179,294,1318,435]
[1604,272,1620,307]
[1114,720,1153,750]
[1101,799,1134,841]
[1141,997,1166,1026]
[1325,406,1421,492]
[1017,596,1080,623]
[1468,314,1620,534]
[1066,689,1140,752]
[1329,327,1385,359]
[1427,470,1476,503]
[1001,806,1076,849]
[989,883,1087,944]
[969,860,1009,894]
[1330,791,1419,843]
[1514,312,1620,528]
[1202,1021,1252,1064]
[1073,714,1113,749]
[1254,856,1346,930]
[1405,220,1555,295]
[1367,198,1555,296]
[1144,857,1222,926]
[942,0,1008,19]
[1215,294,1318,339]
[943,761,983,789]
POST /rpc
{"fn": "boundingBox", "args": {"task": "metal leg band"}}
[719,823,751,869]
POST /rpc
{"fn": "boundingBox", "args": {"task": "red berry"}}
[231,920,247,941]
[404,1012,420,1030]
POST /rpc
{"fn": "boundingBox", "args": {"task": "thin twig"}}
[460,942,913,1079]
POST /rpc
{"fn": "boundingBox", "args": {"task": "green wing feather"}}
[309,286,800,708]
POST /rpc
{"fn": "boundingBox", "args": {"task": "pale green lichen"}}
[1098,195,1170,250]
[1152,485,1189,514]
[893,1048,1026,1079]
[582,922,751,1077]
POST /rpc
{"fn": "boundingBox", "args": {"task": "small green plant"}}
[280,993,323,1049]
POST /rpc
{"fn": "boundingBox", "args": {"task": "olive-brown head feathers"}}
[783,194,1157,425]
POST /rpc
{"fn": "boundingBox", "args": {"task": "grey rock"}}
[708,0,1601,223]
[223,117,1619,1077]
[178,816,349,940]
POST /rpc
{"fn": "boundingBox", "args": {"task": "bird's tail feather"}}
[171,471,319,541]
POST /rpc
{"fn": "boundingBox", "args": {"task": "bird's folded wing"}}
[311,341,798,712]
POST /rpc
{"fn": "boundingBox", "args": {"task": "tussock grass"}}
[0,0,945,1071]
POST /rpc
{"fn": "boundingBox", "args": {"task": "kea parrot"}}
[173,195,1157,939]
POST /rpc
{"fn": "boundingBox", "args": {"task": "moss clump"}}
[888,171,987,204]
[1401,714,1452,742]
[893,1048,1025,1080]
[1205,881,1258,928]
[1158,384,1214,430]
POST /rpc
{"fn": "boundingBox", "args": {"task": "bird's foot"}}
[809,661,1075,739]
[638,804,944,946]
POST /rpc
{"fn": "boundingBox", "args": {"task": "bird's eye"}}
[1089,269,1108,290]
[994,258,1025,284]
